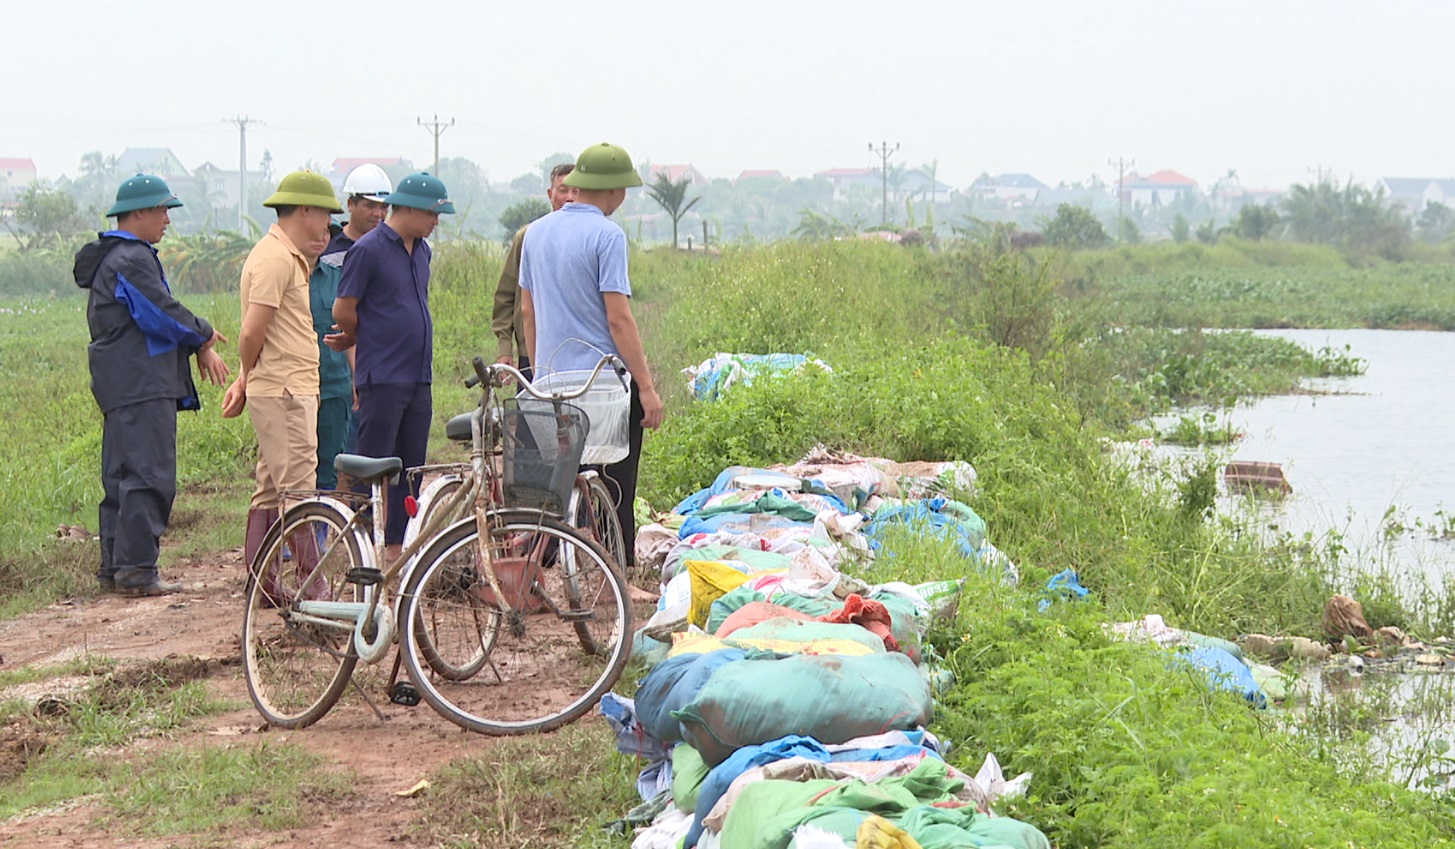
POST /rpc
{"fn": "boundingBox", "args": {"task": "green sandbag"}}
[673,652,932,767]
[672,743,710,811]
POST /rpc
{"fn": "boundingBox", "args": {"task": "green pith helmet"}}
[263,170,343,213]
[385,173,455,214]
[106,174,184,217]
[562,143,644,190]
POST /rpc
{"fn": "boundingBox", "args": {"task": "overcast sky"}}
[6,0,1451,190]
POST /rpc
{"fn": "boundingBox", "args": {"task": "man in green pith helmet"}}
[520,143,664,566]
[222,171,341,598]
[331,172,453,562]
[73,174,230,596]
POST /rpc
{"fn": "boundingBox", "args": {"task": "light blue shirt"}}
[519,202,631,375]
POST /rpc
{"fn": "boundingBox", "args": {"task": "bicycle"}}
[240,355,636,735]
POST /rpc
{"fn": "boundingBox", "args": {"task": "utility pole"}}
[1307,165,1331,185]
[418,114,455,175]
[868,140,900,225]
[1109,156,1134,242]
[225,115,261,230]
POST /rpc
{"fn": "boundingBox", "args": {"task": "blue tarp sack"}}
[863,497,988,561]
[1176,645,1267,708]
[633,648,748,745]
[1038,569,1089,612]
[685,352,832,402]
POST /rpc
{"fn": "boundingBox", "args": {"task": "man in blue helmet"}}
[73,174,229,596]
[332,172,453,561]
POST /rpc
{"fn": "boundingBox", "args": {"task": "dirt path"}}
[0,547,555,848]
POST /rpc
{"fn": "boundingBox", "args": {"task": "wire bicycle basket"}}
[498,396,590,516]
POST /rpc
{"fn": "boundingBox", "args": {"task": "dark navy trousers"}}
[99,398,177,584]
[354,382,431,544]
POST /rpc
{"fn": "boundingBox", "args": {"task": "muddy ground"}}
[0,544,603,848]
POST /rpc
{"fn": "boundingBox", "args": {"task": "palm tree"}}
[646,173,701,248]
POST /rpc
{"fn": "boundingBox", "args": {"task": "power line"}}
[868,140,900,225]
[225,115,262,230]
[418,114,455,175]
[1109,155,1134,240]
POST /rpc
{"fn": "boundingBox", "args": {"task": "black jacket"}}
[74,231,213,413]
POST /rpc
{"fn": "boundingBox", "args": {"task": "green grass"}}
[932,566,1455,848]
[415,722,640,848]
[1,655,350,840]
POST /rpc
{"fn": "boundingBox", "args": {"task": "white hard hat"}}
[342,164,393,201]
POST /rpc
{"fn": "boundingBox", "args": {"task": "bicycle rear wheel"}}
[398,511,632,735]
[403,471,466,551]
[241,500,365,728]
[573,473,627,572]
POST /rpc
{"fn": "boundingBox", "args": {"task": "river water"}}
[1211,329,1455,588]
[1161,329,1455,787]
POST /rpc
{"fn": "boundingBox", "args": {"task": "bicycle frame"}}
[275,353,628,666]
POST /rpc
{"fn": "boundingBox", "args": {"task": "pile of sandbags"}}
[609,452,1048,849]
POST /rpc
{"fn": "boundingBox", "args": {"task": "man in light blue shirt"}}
[520,142,664,566]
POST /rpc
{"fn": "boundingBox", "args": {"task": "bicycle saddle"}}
[445,411,473,442]
[334,454,403,484]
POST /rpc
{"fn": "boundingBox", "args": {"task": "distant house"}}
[813,167,878,199]
[1119,170,1197,207]
[194,161,262,211]
[736,169,786,182]
[1376,178,1455,214]
[115,147,189,178]
[971,173,1048,203]
[646,164,708,188]
[0,157,37,187]
[0,157,37,201]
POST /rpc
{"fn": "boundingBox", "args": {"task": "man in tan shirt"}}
[222,171,342,596]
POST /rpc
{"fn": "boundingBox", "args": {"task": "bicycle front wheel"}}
[241,500,365,728]
[398,512,632,735]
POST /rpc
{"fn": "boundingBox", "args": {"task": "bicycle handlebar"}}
[465,354,629,401]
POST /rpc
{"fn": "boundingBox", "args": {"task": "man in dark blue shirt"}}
[332,172,454,559]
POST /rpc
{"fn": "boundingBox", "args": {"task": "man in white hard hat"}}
[321,163,392,268]
[314,164,391,486]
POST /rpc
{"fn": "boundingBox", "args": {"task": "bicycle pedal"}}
[346,567,384,586]
[389,681,421,707]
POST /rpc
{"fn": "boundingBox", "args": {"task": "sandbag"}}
[707,586,841,634]
[729,618,888,654]
[673,652,933,767]
[715,601,816,637]
[668,630,882,659]
[636,648,748,745]
[673,742,711,812]
[710,588,923,663]
[687,560,757,628]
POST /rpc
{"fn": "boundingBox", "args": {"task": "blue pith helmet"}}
[106,174,183,217]
[384,173,455,214]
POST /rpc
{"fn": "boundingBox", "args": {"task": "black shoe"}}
[118,579,183,597]
[97,575,116,592]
